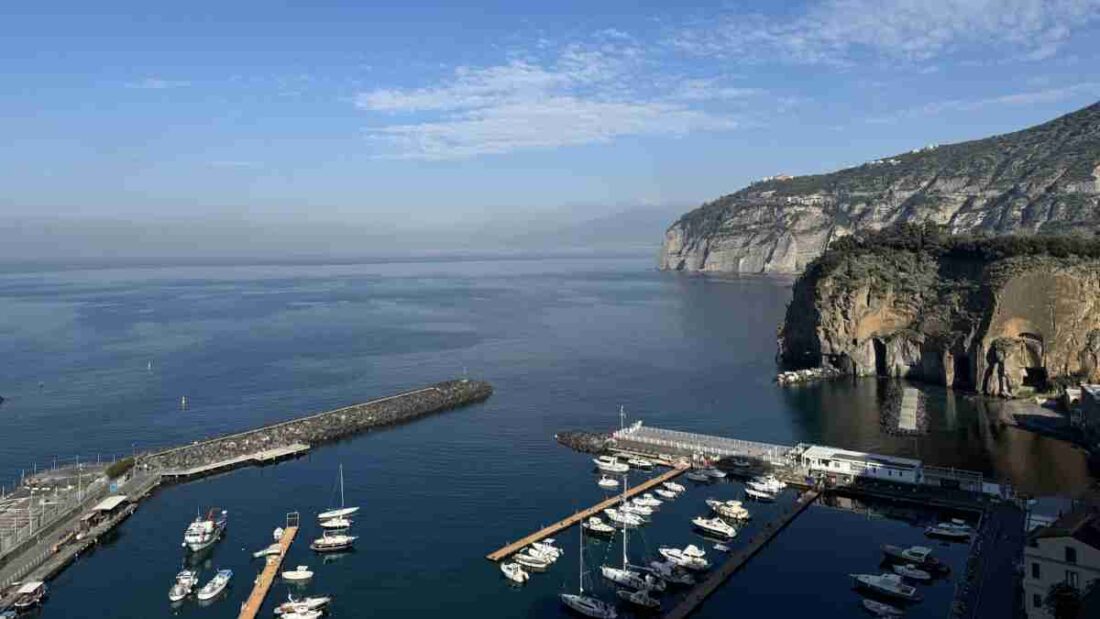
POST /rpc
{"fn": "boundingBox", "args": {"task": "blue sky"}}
[2,1,1100,257]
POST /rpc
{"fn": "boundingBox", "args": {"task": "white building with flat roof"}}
[799,445,922,484]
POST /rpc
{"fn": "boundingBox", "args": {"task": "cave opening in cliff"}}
[1022,367,1048,389]
[873,338,888,376]
[952,354,972,389]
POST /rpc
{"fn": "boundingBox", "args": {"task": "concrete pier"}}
[238,514,298,619]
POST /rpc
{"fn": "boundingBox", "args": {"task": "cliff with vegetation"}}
[779,225,1100,397]
[660,101,1100,274]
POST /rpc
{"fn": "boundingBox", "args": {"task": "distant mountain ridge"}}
[659,101,1100,274]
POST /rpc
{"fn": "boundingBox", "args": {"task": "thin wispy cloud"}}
[356,43,740,160]
[671,0,1100,66]
[125,77,192,90]
[868,82,1100,123]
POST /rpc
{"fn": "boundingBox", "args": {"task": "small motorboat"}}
[714,543,731,553]
[196,569,232,601]
[13,581,47,610]
[701,467,726,479]
[603,508,643,528]
[892,564,932,581]
[623,502,653,518]
[282,565,315,582]
[253,543,281,559]
[525,545,560,563]
[583,516,617,535]
[560,593,618,618]
[274,595,331,615]
[168,569,198,602]
[513,552,552,571]
[747,475,785,492]
[850,573,920,602]
[273,526,284,541]
[531,541,562,559]
[617,587,660,610]
[744,486,776,502]
[310,531,357,553]
[705,498,750,520]
[627,457,655,470]
[319,516,352,530]
[655,488,678,500]
[597,475,620,490]
[658,545,709,571]
[862,599,905,617]
[881,545,950,574]
[593,455,630,474]
[600,565,648,590]
[663,481,686,493]
[648,560,695,585]
[693,516,737,538]
[685,471,711,483]
[282,611,323,619]
[634,493,662,508]
[729,457,753,468]
[501,562,530,583]
[925,519,973,541]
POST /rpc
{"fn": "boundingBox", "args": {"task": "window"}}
[1033,593,1042,608]
[1032,562,1040,579]
[1065,546,1077,564]
[1067,570,1079,589]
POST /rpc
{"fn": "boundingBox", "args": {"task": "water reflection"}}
[780,377,1090,495]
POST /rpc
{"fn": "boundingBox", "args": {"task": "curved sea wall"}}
[147,379,493,471]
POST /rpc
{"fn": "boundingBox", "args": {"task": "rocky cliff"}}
[660,101,1100,274]
[779,226,1100,396]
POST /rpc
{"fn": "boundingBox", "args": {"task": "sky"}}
[2,0,1100,259]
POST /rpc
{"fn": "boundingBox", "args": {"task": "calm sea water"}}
[0,256,1088,618]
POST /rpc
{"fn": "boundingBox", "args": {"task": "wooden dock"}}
[486,465,687,562]
[238,514,299,619]
[663,489,820,619]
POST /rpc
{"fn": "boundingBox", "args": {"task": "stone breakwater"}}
[146,379,493,472]
[555,430,612,454]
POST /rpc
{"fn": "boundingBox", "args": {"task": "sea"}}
[0,255,1089,618]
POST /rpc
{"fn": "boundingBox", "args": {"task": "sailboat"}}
[560,525,617,618]
[318,464,359,521]
[600,474,649,590]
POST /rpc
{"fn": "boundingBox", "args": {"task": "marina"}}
[238,513,299,619]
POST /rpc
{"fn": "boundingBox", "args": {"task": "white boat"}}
[634,493,662,508]
[525,545,560,563]
[273,526,284,541]
[663,481,686,493]
[685,471,710,483]
[862,598,905,617]
[583,516,616,535]
[274,595,331,615]
[701,467,726,479]
[729,457,753,468]
[560,523,617,618]
[12,581,47,610]
[627,457,654,470]
[881,545,949,573]
[531,541,562,559]
[648,560,695,585]
[320,516,352,530]
[196,569,232,601]
[643,572,667,592]
[310,531,357,553]
[706,498,750,520]
[851,573,921,602]
[617,588,660,610]
[655,488,678,499]
[501,562,529,584]
[693,516,737,538]
[168,569,198,602]
[253,543,281,559]
[282,611,323,619]
[318,464,359,521]
[182,508,228,552]
[622,502,653,518]
[597,475,620,489]
[714,543,731,552]
[744,486,776,502]
[748,475,786,492]
[282,565,314,582]
[925,520,972,540]
[658,545,709,571]
[513,552,552,571]
[603,508,643,528]
[892,564,932,581]
[593,455,629,474]
[600,565,648,589]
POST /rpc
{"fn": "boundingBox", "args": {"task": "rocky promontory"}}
[779,225,1100,397]
[660,101,1100,274]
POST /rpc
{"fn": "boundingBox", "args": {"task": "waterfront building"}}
[797,445,922,484]
[1023,505,1100,618]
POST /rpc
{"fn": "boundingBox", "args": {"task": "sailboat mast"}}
[339,464,345,508]
[578,521,584,595]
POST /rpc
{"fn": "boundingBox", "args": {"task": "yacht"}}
[600,565,648,589]
[850,573,921,602]
[501,562,530,584]
[530,541,562,559]
[655,488,678,500]
[657,545,709,571]
[862,599,905,617]
[168,569,198,602]
[634,493,662,508]
[513,551,552,571]
[182,508,228,552]
[627,457,655,470]
[603,508,643,528]
[274,595,331,615]
[685,470,710,483]
[560,525,617,618]
[253,543,281,559]
[318,464,359,521]
[583,516,616,535]
[597,475,620,490]
[705,498,750,520]
[692,516,737,538]
[925,519,973,540]
[593,455,629,474]
[282,565,314,581]
[648,561,695,585]
[196,569,232,601]
[13,581,47,610]
[744,486,776,502]
[319,516,352,531]
[310,531,357,553]
[881,545,949,574]
[525,545,560,564]
[892,564,932,581]
[616,588,660,610]
[662,481,686,493]
[622,502,653,518]
[701,467,726,479]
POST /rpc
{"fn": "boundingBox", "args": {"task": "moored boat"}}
[662,481,686,493]
[597,475,620,489]
[13,581,47,610]
[196,569,232,601]
[319,516,352,531]
[924,520,972,541]
[310,531,357,553]
[892,564,932,581]
[701,467,726,479]
[274,595,331,615]
[600,565,648,590]
[168,569,198,602]
[318,464,359,521]
[655,488,678,499]
[692,516,737,538]
[634,493,662,508]
[744,486,776,502]
[282,565,314,582]
[583,516,616,535]
[593,455,629,474]
[560,523,617,618]
[850,573,920,602]
[881,545,950,574]
[627,457,655,470]
[648,560,695,585]
[657,545,709,571]
[862,598,905,617]
[501,562,529,583]
[685,470,710,483]
[617,587,660,610]
[182,508,228,552]
[252,543,281,559]
[513,552,552,571]
[604,508,643,528]
[705,498,750,520]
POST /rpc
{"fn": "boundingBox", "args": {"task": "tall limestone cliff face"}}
[660,101,1100,274]
[779,228,1100,396]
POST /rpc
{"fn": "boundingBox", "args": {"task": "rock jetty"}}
[147,379,492,472]
[775,366,843,386]
[555,430,612,454]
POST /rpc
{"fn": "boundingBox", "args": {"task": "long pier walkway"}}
[486,466,687,562]
[663,489,821,619]
[238,513,299,619]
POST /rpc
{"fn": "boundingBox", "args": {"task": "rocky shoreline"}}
[146,379,493,472]
[554,430,612,454]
